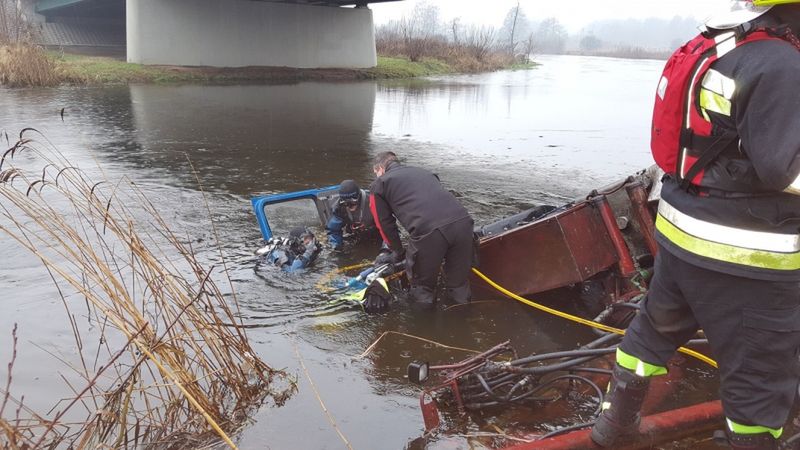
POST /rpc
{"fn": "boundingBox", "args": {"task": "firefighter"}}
[369,151,474,309]
[591,2,800,449]
[326,179,378,251]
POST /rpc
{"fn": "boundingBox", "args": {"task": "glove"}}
[374,248,405,266]
[362,278,391,314]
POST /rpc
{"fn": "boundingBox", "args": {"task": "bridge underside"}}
[35,0,397,68]
[35,0,398,16]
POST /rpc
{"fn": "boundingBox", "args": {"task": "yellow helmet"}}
[752,0,800,5]
[707,0,782,29]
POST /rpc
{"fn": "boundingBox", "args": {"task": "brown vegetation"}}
[374,2,534,73]
[0,0,68,87]
[377,22,516,73]
[0,130,294,448]
[0,44,65,87]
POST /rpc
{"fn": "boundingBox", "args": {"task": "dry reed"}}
[0,129,294,449]
[0,44,64,87]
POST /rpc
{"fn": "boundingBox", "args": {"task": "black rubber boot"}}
[713,429,778,450]
[590,363,651,447]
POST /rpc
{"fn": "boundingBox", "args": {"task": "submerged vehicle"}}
[251,166,663,308]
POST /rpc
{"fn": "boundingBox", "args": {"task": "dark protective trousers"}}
[405,216,474,308]
[620,245,800,430]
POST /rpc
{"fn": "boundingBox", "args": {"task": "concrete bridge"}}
[29,0,400,68]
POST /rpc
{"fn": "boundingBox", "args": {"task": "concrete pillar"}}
[126,0,376,68]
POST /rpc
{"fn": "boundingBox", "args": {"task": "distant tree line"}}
[377,2,702,62]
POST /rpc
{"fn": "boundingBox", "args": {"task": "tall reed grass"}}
[0,44,64,87]
[0,129,294,449]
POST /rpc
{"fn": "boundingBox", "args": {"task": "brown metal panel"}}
[559,201,620,279]
[472,202,619,297]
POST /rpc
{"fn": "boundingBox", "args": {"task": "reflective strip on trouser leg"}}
[656,201,800,270]
[785,173,800,196]
[616,348,668,377]
[726,418,782,439]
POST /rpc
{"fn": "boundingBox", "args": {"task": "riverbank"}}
[0,45,535,87]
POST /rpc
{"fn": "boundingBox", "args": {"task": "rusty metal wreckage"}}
[251,167,800,448]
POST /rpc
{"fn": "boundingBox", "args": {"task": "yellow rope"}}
[471,268,717,369]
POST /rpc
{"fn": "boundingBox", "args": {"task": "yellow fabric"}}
[656,214,800,270]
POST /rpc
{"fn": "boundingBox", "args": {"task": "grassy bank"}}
[0,46,534,87]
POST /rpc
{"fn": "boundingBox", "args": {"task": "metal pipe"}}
[592,196,637,277]
[626,182,659,257]
[505,400,723,450]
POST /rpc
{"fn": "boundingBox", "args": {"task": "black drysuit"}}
[369,161,473,307]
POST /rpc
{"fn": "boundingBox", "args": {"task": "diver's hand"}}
[362,279,391,313]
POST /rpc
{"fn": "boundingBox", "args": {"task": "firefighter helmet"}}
[706,0,775,29]
[752,0,800,5]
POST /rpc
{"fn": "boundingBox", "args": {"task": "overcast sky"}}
[371,0,724,32]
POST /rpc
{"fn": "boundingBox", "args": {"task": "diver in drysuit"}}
[264,226,322,273]
[326,180,379,251]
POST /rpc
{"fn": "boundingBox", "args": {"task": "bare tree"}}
[398,1,442,61]
[509,2,520,56]
[535,17,568,54]
[521,32,536,63]
[0,0,32,44]
[500,3,531,59]
[465,25,496,62]
[450,17,461,45]
[0,0,7,43]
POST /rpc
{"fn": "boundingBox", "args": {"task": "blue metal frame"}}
[251,186,339,241]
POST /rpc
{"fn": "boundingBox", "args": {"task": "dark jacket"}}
[325,189,376,248]
[369,161,470,251]
[658,33,800,281]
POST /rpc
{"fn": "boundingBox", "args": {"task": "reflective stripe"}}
[715,32,737,57]
[699,88,731,120]
[340,278,389,303]
[726,418,782,439]
[785,173,800,195]
[699,68,735,119]
[656,202,800,270]
[615,348,668,377]
[701,68,736,100]
[658,200,800,253]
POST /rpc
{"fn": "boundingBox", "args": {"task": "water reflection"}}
[0,56,723,449]
[127,83,377,195]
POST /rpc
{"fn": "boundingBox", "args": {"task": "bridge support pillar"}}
[126,0,376,68]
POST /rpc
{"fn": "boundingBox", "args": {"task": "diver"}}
[369,151,474,309]
[326,179,378,251]
[263,226,322,273]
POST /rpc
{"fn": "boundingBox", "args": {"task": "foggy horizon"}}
[371,0,722,32]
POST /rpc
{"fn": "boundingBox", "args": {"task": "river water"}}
[0,55,720,449]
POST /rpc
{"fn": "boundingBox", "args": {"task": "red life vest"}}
[650,27,786,188]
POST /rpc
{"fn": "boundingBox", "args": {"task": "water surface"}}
[0,55,718,449]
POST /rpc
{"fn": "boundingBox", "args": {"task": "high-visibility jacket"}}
[654,30,800,281]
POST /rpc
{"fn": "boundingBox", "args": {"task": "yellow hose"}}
[471,268,717,368]
[315,261,373,293]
